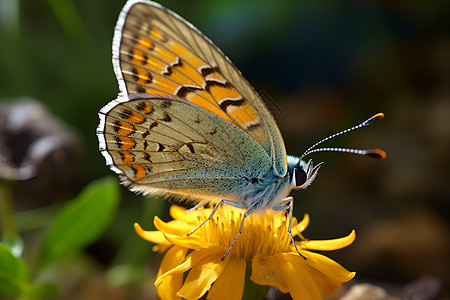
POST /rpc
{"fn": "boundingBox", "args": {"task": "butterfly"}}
[97,0,386,258]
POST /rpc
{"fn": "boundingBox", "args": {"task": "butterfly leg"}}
[273,197,307,260]
[187,199,246,236]
[221,206,255,260]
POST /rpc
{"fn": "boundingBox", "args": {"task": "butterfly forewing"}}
[113,0,288,176]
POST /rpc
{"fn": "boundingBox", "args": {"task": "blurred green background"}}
[1,0,449,299]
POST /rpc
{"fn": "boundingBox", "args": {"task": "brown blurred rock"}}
[0,99,81,207]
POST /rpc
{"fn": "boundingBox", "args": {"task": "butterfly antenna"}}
[299,113,386,161]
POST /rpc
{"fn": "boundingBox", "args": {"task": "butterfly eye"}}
[294,167,307,187]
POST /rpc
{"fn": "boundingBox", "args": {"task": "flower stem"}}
[242,262,270,300]
[0,180,16,238]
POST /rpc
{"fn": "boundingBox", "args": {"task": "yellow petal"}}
[207,258,246,300]
[298,251,355,283]
[134,223,171,245]
[156,246,188,300]
[177,255,228,299]
[163,232,212,249]
[170,205,213,224]
[250,254,289,293]
[302,230,356,251]
[306,266,342,295]
[154,244,171,254]
[277,253,322,300]
[154,216,194,236]
[169,205,187,219]
[155,246,225,287]
[291,214,310,237]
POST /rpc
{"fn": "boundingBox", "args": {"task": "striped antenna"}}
[299,113,386,161]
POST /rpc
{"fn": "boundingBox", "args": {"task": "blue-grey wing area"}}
[97,96,271,204]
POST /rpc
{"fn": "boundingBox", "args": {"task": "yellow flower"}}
[135,205,356,300]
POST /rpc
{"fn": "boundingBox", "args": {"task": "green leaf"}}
[19,283,58,300]
[0,243,29,296]
[39,177,120,267]
[2,234,24,257]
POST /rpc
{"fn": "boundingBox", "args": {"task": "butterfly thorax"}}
[239,167,293,212]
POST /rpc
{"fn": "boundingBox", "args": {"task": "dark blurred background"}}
[1,0,449,299]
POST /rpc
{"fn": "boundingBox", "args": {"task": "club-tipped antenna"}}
[299,113,386,161]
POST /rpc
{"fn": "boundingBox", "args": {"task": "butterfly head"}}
[290,158,322,190]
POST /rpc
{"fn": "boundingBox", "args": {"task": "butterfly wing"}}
[113,0,288,176]
[98,96,270,203]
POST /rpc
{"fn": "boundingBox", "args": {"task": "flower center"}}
[199,206,293,261]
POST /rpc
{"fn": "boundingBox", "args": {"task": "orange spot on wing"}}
[117,136,135,150]
[209,85,241,102]
[166,41,205,69]
[205,72,226,83]
[135,36,154,50]
[134,86,171,97]
[227,102,259,126]
[185,92,232,122]
[137,102,153,114]
[149,27,166,42]
[120,151,134,163]
[117,121,134,135]
[131,164,146,180]
[152,76,184,95]
[153,46,177,65]
[125,111,145,124]
[129,49,145,65]
[134,67,152,85]
[167,63,205,86]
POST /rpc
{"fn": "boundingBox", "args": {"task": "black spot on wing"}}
[172,59,183,68]
[131,34,140,44]
[176,85,202,98]
[131,67,152,84]
[187,143,195,154]
[205,78,230,88]
[131,68,139,82]
[245,122,262,130]
[161,100,172,108]
[159,113,172,122]
[176,86,191,98]
[162,65,173,76]
[199,65,218,77]
[144,152,152,162]
[218,98,245,111]
[112,120,121,133]
[141,130,150,139]
[119,109,133,120]
[136,102,154,115]
[142,53,148,65]
[157,143,165,152]
[145,71,153,84]
[242,176,260,184]
[127,49,134,61]
[208,128,217,135]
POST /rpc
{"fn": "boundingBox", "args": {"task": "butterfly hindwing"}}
[98,97,271,201]
[113,0,288,176]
